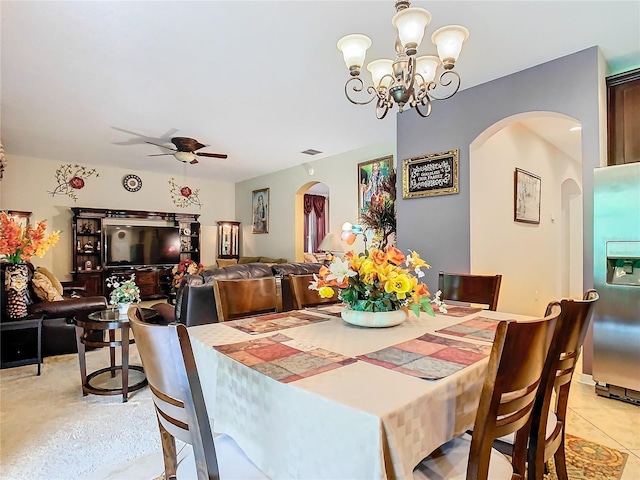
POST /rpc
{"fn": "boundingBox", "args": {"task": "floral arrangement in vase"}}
[310,246,446,318]
[0,212,60,263]
[106,274,141,308]
[171,259,204,294]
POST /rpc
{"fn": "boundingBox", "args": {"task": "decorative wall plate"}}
[123,174,142,192]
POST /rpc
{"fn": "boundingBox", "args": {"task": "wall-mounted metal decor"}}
[49,164,99,202]
[168,177,202,208]
[514,168,541,224]
[402,149,459,199]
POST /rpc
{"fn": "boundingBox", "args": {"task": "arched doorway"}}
[294,182,329,262]
[469,112,583,315]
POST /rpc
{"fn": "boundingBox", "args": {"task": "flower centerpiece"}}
[1,212,60,318]
[171,259,204,294]
[106,274,141,314]
[310,246,446,327]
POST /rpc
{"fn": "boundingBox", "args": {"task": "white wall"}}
[470,122,583,315]
[235,141,394,262]
[1,155,235,279]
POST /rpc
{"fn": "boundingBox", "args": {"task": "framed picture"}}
[252,188,269,234]
[514,168,541,224]
[358,155,394,218]
[7,210,31,228]
[402,149,459,199]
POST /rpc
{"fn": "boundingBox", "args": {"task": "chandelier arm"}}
[414,95,433,118]
[426,70,462,101]
[375,96,391,119]
[344,77,378,105]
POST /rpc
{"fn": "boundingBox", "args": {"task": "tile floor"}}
[567,371,640,479]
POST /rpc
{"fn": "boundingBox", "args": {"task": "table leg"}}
[36,319,42,376]
[74,325,87,396]
[109,329,116,378]
[121,325,129,403]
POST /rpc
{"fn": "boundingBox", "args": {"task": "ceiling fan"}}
[146,137,228,164]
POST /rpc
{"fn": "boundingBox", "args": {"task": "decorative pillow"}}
[32,272,64,302]
[259,257,288,264]
[36,266,64,296]
[303,253,318,263]
[239,256,261,264]
[217,258,239,268]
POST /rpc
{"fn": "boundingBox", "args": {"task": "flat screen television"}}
[104,225,180,267]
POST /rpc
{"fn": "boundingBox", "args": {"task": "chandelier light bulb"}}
[431,25,469,69]
[392,7,431,55]
[337,34,372,75]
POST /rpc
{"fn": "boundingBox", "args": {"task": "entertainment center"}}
[71,207,200,297]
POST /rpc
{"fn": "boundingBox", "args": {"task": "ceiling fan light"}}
[431,25,469,68]
[174,151,195,163]
[392,7,431,55]
[337,34,372,76]
[367,59,394,89]
[415,55,440,85]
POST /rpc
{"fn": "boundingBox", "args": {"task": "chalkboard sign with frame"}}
[402,149,459,199]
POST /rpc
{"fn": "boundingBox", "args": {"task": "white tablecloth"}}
[188,309,528,480]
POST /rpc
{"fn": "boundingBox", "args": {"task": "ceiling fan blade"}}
[171,137,206,152]
[146,141,177,151]
[147,153,174,156]
[196,152,228,159]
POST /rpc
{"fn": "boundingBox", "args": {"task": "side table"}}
[0,315,44,375]
[73,307,157,402]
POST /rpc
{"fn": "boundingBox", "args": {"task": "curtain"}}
[303,194,327,252]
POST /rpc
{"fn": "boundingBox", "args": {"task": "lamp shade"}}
[415,55,440,85]
[392,7,431,54]
[431,25,469,66]
[367,59,394,89]
[317,233,345,253]
[337,34,372,71]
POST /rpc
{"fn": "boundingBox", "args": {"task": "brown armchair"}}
[1,262,108,358]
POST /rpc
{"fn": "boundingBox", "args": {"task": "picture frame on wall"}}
[7,210,31,228]
[252,188,269,234]
[514,168,541,224]
[358,155,394,218]
[401,149,459,199]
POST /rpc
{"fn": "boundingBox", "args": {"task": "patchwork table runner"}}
[435,316,503,342]
[438,305,484,317]
[224,310,333,334]
[214,333,356,383]
[305,303,344,318]
[357,333,492,380]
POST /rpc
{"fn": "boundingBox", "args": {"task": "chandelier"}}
[337,0,469,119]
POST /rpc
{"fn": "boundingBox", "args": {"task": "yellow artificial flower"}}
[318,286,336,299]
[384,272,413,299]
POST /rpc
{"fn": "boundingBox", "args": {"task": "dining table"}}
[188,304,531,480]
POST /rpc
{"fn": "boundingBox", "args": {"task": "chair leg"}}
[554,435,569,480]
[158,418,178,480]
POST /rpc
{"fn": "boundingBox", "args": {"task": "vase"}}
[4,263,30,319]
[341,307,407,328]
[118,303,131,316]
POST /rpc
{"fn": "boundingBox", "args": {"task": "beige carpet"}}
[0,345,160,480]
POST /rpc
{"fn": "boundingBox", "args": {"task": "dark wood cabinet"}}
[607,68,640,166]
[70,207,200,298]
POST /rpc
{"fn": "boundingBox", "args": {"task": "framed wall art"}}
[252,188,269,234]
[402,149,459,199]
[6,210,31,228]
[358,155,394,217]
[514,168,541,224]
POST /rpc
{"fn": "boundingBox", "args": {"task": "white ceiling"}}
[2,1,638,183]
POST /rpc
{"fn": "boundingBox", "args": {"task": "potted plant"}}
[106,274,141,315]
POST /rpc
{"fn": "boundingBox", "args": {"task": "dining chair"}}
[526,289,599,480]
[438,272,503,311]
[413,304,561,480]
[213,277,278,321]
[128,307,267,480]
[289,274,339,309]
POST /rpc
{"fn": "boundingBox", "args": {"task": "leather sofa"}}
[153,262,323,327]
[1,262,108,357]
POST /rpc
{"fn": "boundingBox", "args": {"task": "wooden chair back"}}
[289,274,339,309]
[438,272,503,311]
[128,307,219,480]
[527,290,599,480]
[467,304,561,480]
[213,277,278,321]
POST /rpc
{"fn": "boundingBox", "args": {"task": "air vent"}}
[301,149,322,155]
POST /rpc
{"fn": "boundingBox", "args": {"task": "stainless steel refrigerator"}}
[593,163,640,404]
